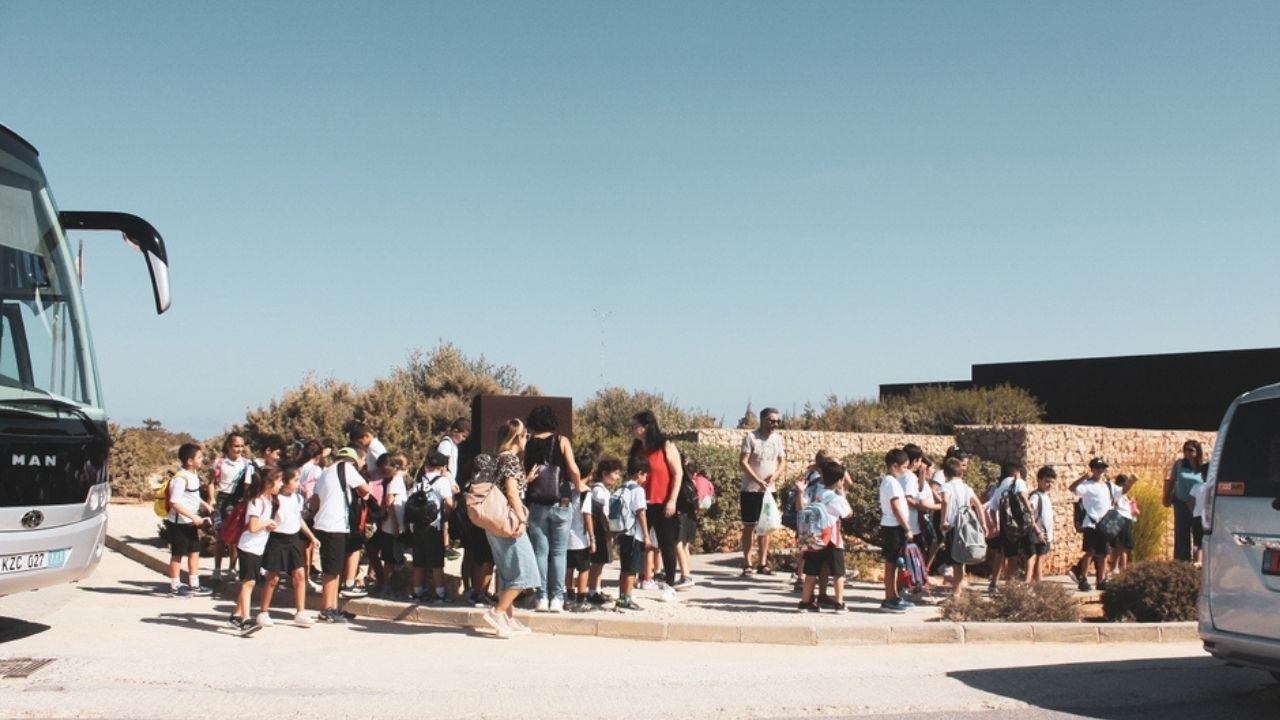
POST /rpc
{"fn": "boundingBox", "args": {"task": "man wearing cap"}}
[311,446,371,623]
[1069,457,1122,592]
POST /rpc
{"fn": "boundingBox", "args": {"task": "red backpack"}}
[219,499,249,546]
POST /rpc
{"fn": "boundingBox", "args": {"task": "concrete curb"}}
[107,530,1199,646]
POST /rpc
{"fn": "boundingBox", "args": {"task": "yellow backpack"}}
[152,474,172,518]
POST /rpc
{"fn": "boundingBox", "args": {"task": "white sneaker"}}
[658,585,678,603]
[482,609,511,637]
[506,614,532,635]
[548,597,564,613]
[255,612,274,627]
[637,579,657,591]
[534,597,550,612]
[307,579,322,593]
[293,611,314,627]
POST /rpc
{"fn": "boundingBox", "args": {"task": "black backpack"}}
[404,478,442,529]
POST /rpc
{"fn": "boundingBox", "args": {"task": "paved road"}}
[0,549,1276,720]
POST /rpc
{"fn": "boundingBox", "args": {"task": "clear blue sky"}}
[2,2,1277,439]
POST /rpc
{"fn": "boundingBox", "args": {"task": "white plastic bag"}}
[755,491,781,535]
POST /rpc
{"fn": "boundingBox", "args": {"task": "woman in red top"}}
[629,411,691,591]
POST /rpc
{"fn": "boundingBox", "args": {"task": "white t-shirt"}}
[437,436,460,479]
[275,492,304,535]
[568,490,592,550]
[1029,490,1054,543]
[363,437,388,478]
[1074,480,1121,529]
[380,473,408,534]
[312,461,367,533]
[984,477,1029,512]
[739,431,785,492]
[167,469,202,524]
[622,480,648,542]
[879,474,907,528]
[1189,482,1208,519]
[813,489,852,549]
[238,496,274,555]
[896,471,926,535]
[590,482,610,518]
[1115,490,1135,520]
[941,479,976,529]
[930,469,946,486]
[416,471,457,531]
[213,456,253,496]
[299,460,323,500]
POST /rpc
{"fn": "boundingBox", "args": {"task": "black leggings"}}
[647,503,680,583]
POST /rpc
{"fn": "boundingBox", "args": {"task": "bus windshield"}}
[0,146,102,415]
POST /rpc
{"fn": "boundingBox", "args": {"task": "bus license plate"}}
[0,548,67,575]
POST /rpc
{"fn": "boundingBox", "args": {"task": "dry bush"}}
[1102,560,1199,622]
[940,581,1079,622]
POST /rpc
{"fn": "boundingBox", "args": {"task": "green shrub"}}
[1101,560,1199,622]
[110,422,198,500]
[575,387,716,464]
[676,442,743,553]
[840,452,1001,546]
[940,581,1079,622]
[783,385,1043,434]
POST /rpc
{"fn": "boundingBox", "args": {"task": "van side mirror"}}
[59,211,171,314]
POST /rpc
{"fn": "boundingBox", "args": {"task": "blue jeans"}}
[526,503,571,601]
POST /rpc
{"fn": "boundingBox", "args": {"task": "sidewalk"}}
[105,502,1196,645]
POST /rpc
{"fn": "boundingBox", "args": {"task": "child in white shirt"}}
[232,466,282,634]
[795,461,853,611]
[166,443,214,596]
[259,464,320,626]
[586,457,621,606]
[412,451,457,603]
[614,455,649,611]
[939,457,988,593]
[1026,466,1056,582]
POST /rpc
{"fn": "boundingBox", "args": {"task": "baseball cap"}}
[1088,457,1109,470]
[334,446,360,463]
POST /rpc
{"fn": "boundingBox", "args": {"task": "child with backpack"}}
[586,456,621,607]
[985,463,1031,591]
[795,461,852,611]
[879,449,915,613]
[411,450,456,603]
[258,464,320,627]
[938,456,988,594]
[211,433,255,582]
[565,457,595,609]
[1026,466,1056,582]
[1109,474,1139,574]
[612,454,650,611]
[165,443,214,597]
[371,452,410,597]
[1069,458,1121,591]
[231,466,283,634]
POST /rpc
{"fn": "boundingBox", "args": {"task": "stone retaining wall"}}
[679,429,954,469]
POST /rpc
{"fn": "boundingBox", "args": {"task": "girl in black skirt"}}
[260,465,320,627]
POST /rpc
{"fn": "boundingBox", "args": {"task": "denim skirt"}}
[487,530,539,591]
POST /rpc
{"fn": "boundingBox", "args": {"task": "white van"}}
[1199,383,1280,681]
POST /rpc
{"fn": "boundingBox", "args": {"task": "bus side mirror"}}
[59,211,171,314]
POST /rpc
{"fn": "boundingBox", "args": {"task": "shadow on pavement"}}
[0,616,50,644]
[949,656,1280,720]
[79,580,173,597]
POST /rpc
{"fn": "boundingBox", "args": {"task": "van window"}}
[1216,398,1280,498]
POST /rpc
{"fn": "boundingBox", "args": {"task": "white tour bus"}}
[0,124,170,596]
[1199,383,1280,681]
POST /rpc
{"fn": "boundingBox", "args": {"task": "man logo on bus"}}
[21,510,44,529]
[11,454,57,467]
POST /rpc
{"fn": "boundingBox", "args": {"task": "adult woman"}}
[521,405,583,612]
[1164,439,1206,562]
[478,418,538,636]
[630,410,689,591]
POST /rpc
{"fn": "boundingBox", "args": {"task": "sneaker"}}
[469,591,490,608]
[340,584,368,599]
[1066,567,1081,585]
[879,600,907,614]
[637,579,658,591]
[482,609,511,637]
[658,585,677,603]
[672,576,694,591]
[228,614,246,629]
[816,594,838,608]
[169,584,187,597]
[891,598,913,611]
[293,611,314,627]
[505,614,532,635]
[309,569,322,585]
[548,597,564,613]
[1078,579,1092,592]
[239,618,261,636]
[534,597,550,612]
[188,585,213,597]
[340,609,356,620]
[614,596,643,611]
[484,591,500,605]
[797,599,819,612]
[317,608,350,625]
[255,612,274,628]
[653,570,666,583]
[413,590,435,604]
[831,601,848,611]
[1097,581,1108,592]
[307,579,323,593]
[444,548,461,561]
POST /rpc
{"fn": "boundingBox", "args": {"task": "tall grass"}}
[1128,474,1171,562]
